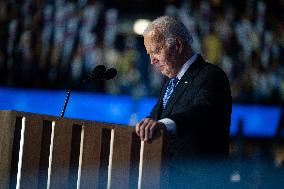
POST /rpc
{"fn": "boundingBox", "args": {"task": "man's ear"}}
[175,38,183,54]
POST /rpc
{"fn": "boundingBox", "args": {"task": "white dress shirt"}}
[158,54,198,134]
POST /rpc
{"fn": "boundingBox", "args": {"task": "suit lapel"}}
[161,55,206,118]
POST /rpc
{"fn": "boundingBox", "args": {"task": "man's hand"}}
[135,118,166,141]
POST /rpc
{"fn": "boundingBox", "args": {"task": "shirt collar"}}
[176,53,198,80]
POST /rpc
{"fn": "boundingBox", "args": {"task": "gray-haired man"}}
[136,16,232,157]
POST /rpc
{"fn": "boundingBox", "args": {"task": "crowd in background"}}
[0,0,284,184]
[0,0,284,103]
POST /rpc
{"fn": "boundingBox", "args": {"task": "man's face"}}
[144,31,179,78]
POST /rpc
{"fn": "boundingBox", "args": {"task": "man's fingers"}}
[141,119,153,141]
[135,124,140,136]
[145,121,159,141]
[135,118,162,141]
[149,122,157,139]
[144,121,152,141]
[135,119,144,136]
[139,120,148,140]
[144,124,149,141]
[136,118,148,136]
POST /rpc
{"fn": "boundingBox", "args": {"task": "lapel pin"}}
[185,81,188,84]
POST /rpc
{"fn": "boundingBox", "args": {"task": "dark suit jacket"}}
[149,54,232,157]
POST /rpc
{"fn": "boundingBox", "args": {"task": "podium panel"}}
[0,110,168,189]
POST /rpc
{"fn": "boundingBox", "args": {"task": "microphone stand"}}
[60,78,86,117]
[60,77,87,117]
[60,88,71,117]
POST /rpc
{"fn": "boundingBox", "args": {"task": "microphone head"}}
[103,68,117,80]
[91,65,106,79]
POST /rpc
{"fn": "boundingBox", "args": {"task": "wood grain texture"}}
[0,111,16,189]
[0,111,168,189]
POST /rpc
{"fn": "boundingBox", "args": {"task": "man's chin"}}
[160,68,173,77]
[161,72,172,78]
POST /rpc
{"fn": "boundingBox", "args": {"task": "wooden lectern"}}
[0,110,168,189]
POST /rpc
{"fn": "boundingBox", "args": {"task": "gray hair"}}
[143,16,193,48]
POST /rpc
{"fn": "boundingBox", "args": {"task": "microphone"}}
[103,68,117,80]
[78,65,106,87]
[90,64,107,80]
[60,65,107,117]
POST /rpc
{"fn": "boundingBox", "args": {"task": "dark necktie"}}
[163,76,179,108]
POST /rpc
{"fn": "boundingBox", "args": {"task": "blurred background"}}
[0,0,284,188]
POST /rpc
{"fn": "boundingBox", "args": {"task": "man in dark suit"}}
[135,16,232,188]
[135,16,232,157]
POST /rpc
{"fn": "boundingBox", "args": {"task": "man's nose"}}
[151,58,159,65]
